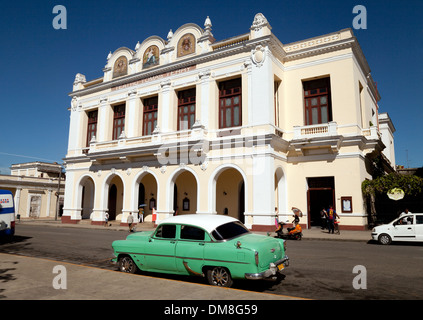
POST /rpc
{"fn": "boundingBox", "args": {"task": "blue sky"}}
[0,0,422,174]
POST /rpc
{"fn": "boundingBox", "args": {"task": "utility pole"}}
[55,165,63,221]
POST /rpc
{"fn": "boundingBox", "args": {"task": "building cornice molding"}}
[69,28,380,103]
[69,36,273,98]
[284,37,355,62]
[284,33,380,102]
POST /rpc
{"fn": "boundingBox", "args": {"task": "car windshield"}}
[212,221,250,241]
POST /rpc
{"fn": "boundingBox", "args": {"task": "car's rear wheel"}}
[378,233,392,245]
[206,266,233,287]
[118,255,138,274]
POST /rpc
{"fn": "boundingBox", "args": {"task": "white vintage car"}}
[371,213,423,245]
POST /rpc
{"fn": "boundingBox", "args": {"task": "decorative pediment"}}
[97,17,215,85]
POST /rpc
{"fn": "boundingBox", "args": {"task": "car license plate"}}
[277,263,284,271]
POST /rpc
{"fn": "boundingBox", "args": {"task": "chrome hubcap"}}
[211,268,229,286]
[121,257,133,272]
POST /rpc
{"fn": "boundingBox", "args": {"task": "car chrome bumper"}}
[245,256,289,280]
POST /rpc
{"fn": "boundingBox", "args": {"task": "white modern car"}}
[372,213,423,245]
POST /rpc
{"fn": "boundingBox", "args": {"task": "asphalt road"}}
[1,224,423,300]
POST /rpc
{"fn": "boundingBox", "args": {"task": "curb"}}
[15,219,372,242]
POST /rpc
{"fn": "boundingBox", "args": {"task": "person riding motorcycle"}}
[275,207,303,240]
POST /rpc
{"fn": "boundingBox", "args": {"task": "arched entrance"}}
[213,167,246,222]
[169,169,198,215]
[107,175,124,221]
[135,172,158,222]
[79,176,95,219]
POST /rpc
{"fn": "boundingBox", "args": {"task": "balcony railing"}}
[293,122,338,139]
[361,126,380,139]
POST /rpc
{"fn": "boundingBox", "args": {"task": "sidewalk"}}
[16,218,373,242]
[0,252,303,300]
[1,219,371,301]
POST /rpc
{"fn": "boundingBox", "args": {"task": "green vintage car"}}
[111,214,289,287]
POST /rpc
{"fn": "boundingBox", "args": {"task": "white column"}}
[199,70,211,129]
[67,99,84,155]
[126,91,140,138]
[251,155,275,226]
[159,80,172,132]
[248,46,274,126]
[62,170,81,220]
[14,188,21,216]
[97,102,112,142]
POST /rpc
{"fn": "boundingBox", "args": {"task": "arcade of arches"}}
[72,165,281,229]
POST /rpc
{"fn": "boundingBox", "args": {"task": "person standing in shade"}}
[138,205,145,223]
[320,208,327,230]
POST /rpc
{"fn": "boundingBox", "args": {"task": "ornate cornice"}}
[69,35,272,98]
[70,28,379,102]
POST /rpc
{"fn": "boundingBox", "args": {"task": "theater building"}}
[63,13,395,230]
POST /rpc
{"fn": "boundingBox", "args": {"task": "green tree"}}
[362,173,423,197]
[362,172,423,226]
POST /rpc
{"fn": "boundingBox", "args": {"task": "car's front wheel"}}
[206,266,233,287]
[118,255,138,274]
[378,233,392,245]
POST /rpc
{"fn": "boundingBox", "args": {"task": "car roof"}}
[158,214,240,233]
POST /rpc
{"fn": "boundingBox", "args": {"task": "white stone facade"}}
[63,14,394,230]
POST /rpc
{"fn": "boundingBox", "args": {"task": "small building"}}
[63,13,395,230]
[0,162,65,219]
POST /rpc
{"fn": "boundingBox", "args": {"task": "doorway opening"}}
[215,168,245,221]
[136,173,157,222]
[171,170,197,215]
[108,184,117,221]
[307,177,335,227]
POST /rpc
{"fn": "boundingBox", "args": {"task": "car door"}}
[175,225,206,275]
[143,224,178,272]
[415,215,423,241]
[392,215,415,241]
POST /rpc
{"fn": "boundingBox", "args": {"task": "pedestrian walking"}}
[326,205,339,234]
[104,213,109,227]
[127,212,134,232]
